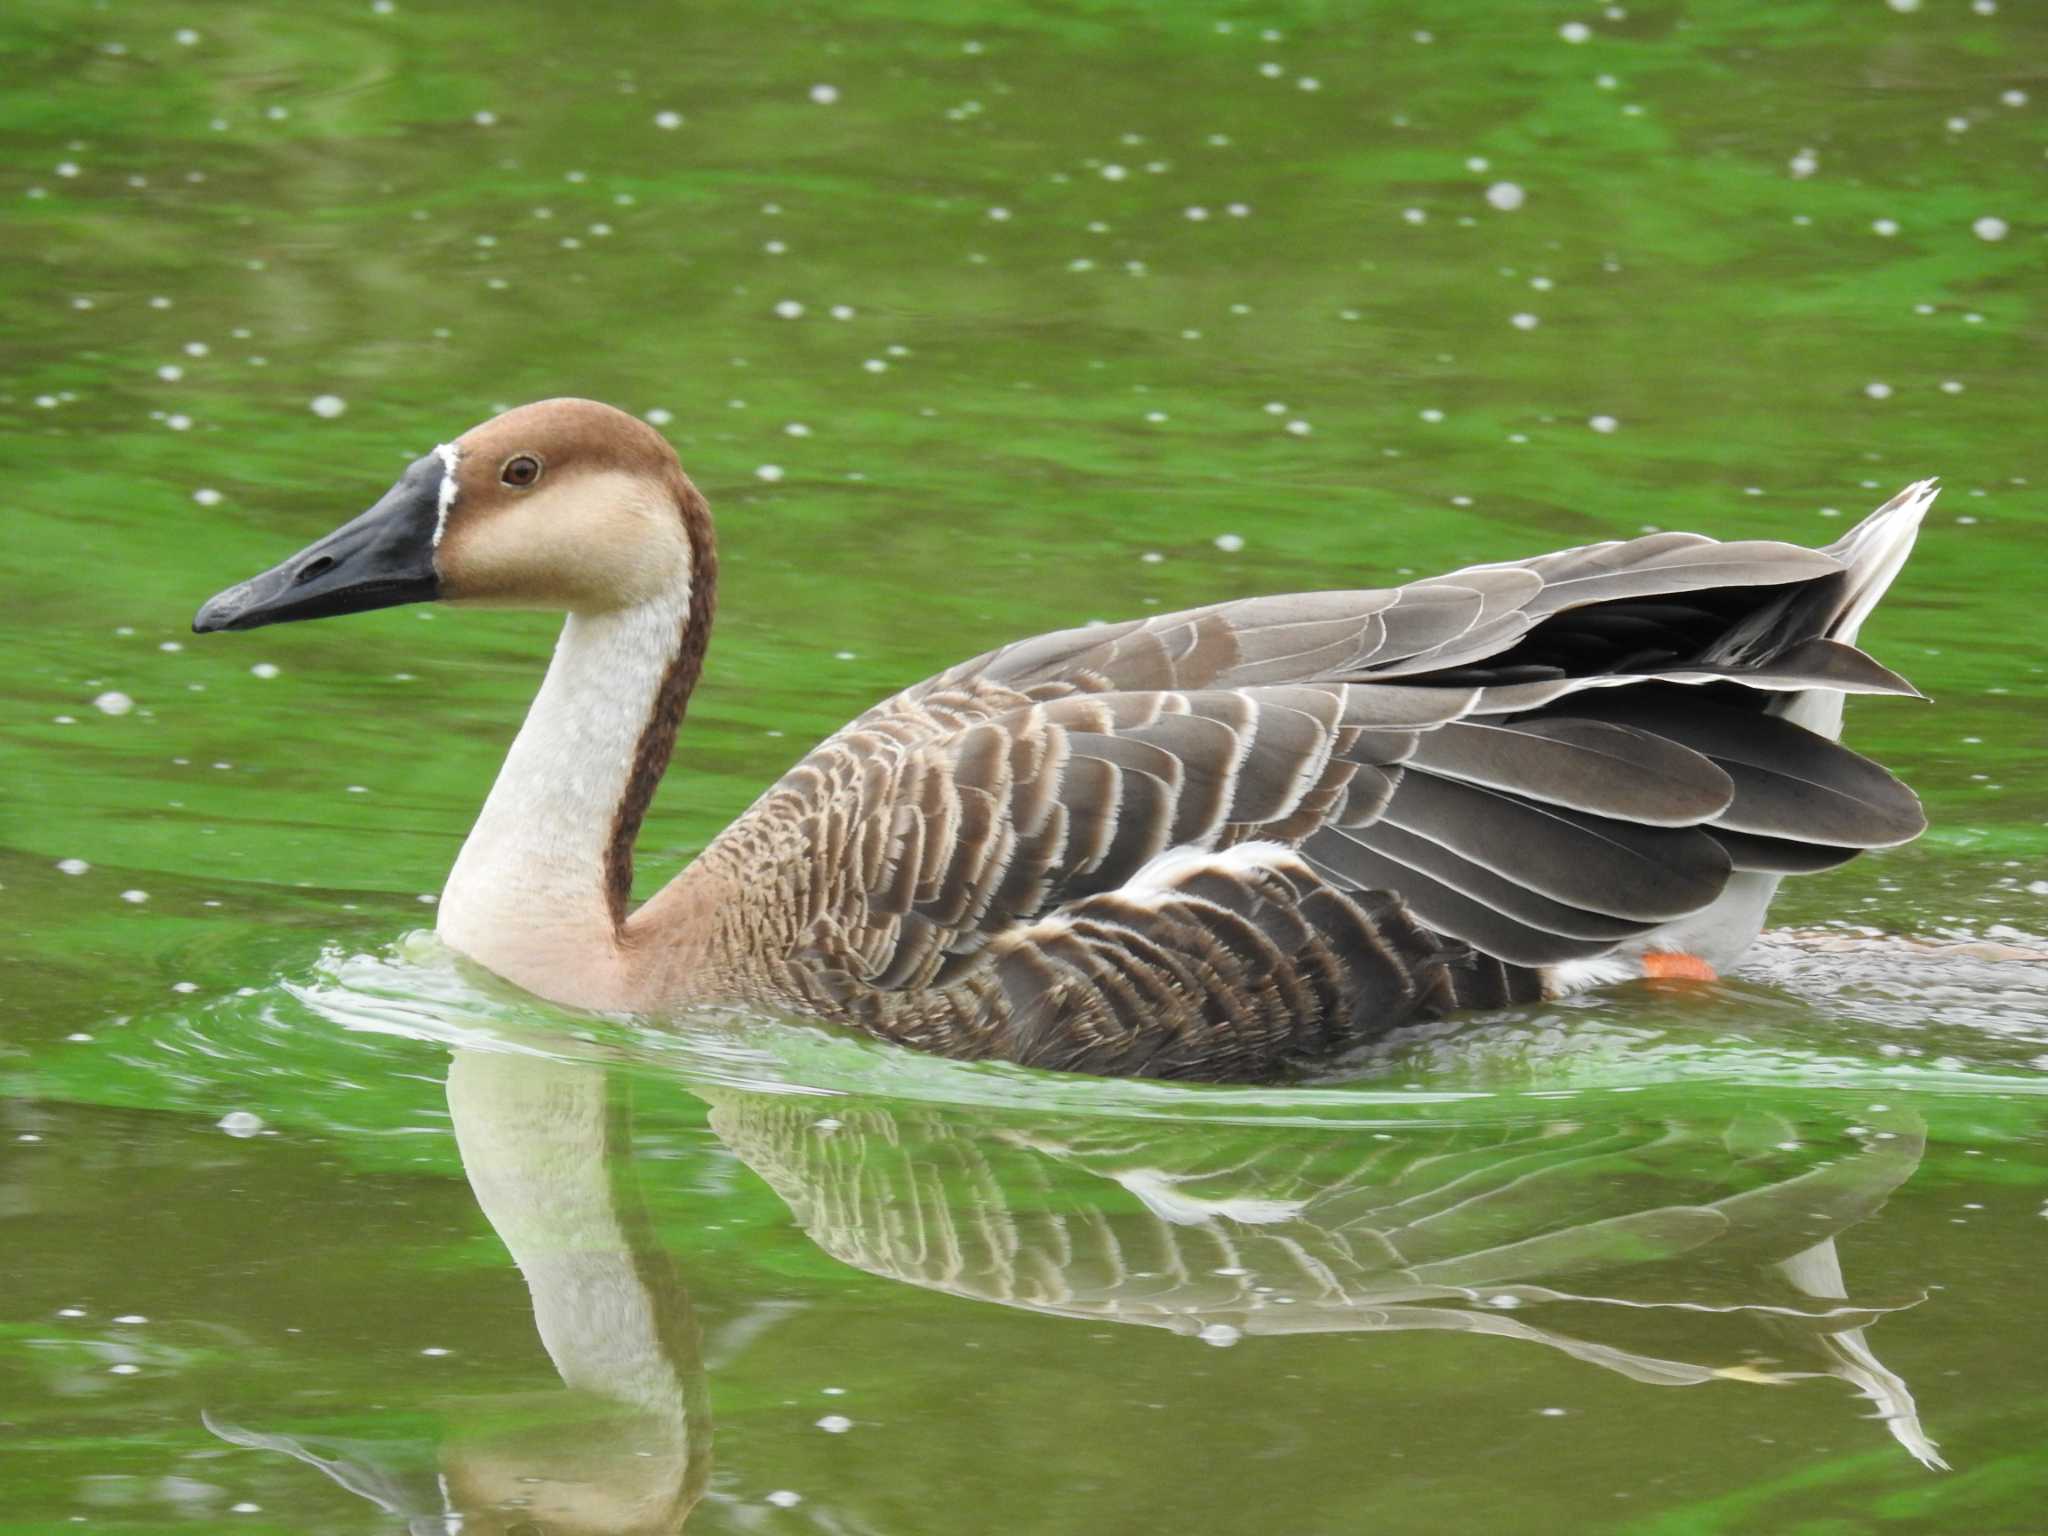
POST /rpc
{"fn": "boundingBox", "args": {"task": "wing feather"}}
[1563,694,1926,847]
[1374,772,1733,922]
[1303,831,1617,966]
[1341,821,1658,943]
[1406,719,1735,826]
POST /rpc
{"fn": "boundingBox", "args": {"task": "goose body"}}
[195,399,1930,1080]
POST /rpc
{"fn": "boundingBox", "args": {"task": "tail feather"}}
[1628,480,1931,969]
[1774,478,1935,743]
[1822,478,1937,649]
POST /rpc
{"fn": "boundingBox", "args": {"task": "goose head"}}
[192,397,709,633]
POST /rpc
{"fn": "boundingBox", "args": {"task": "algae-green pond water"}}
[4,2,2047,1531]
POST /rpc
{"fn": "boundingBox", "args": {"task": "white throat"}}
[437,586,690,995]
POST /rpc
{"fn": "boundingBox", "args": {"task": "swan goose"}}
[194,398,1930,1080]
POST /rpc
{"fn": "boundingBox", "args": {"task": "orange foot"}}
[1643,951,1718,982]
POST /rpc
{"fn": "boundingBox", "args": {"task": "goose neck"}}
[438,581,708,999]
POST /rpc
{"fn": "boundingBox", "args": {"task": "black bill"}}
[193,452,447,633]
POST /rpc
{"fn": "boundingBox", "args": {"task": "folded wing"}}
[716,494,1929,1077]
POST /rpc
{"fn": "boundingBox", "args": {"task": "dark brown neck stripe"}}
[603,478,717,929]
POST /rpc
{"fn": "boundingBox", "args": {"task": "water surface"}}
[5,2,2046,1530]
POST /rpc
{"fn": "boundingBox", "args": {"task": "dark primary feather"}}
[1404,718,1736,826]
[1558,691,1926,848]
[698,509,1925,1080]
[1302,827,1631,967]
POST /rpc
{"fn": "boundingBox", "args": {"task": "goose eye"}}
[501,454,542,488]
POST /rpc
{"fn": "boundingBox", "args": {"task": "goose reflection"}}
[211,1050,711,1536]
[442,1050,712,1531]
[706,1086,1942,1468]
[212,1049,1942,1530]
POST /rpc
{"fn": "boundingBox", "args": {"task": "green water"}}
[6,1,2047,1529]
